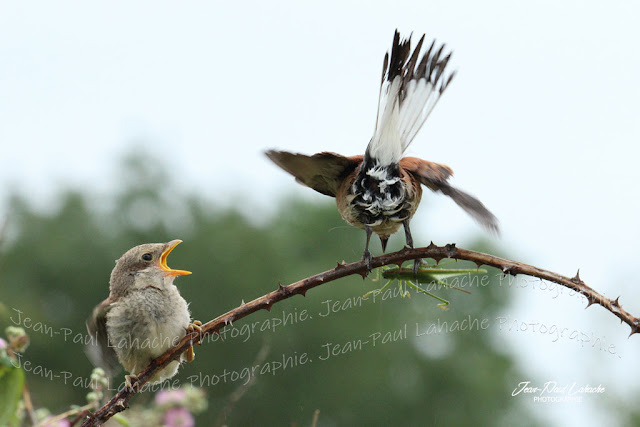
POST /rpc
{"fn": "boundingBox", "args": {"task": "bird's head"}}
[109,240,192,297]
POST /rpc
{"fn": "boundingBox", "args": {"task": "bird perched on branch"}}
[266,30,499,272]
[86,240,201,387]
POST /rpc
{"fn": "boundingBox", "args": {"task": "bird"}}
[86,240,201,388]
[266,30,499,272]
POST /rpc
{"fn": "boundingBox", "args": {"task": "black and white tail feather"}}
[351,30,457,227]
[368,30,455,166]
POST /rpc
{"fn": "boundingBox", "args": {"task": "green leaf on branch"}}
[0,365,25,426]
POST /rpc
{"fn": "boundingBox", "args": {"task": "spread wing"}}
[401,157,500,234]
[265,150,362,197]
[368,30,456,166]
[85,298,121,376]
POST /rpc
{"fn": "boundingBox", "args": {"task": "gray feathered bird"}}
[86,240,200,387]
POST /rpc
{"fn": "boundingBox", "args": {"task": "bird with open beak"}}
[86,240,201,387]
[266,30,499,272]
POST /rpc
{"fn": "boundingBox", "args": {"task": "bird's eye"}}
[142,253,153,262]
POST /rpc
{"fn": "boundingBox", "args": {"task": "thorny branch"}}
[81,243,640,426]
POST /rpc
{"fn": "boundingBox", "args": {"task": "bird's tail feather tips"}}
[368,30,455,166]
[439,183,500,235]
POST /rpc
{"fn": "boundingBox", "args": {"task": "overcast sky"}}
[2,1,639,424]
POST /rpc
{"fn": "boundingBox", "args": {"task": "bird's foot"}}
[362,250,373,271]
[183,320,203,363]
[187,320,203,335]
[124,374,138,390]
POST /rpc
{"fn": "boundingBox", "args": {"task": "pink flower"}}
[155,389,187,406]
[164,407,194,427]
[0,338,6,350]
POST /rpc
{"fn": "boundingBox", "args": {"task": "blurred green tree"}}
[0,151,539,426]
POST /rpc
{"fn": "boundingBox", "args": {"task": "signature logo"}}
[512,381,605,402]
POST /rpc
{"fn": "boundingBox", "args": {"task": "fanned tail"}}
[368,30,455,166]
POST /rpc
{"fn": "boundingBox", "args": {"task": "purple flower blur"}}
[164,407,194,427]
[155,389,187,406]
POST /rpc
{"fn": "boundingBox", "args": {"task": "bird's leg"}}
[403,219,420,275]
[362,225,373,270]
[184,320,203,363]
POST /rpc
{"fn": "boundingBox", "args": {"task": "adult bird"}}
[86,240,201,388]
[266,30,499,271]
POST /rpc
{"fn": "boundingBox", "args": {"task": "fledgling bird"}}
[266,30,499,271]
[86,240,201,387]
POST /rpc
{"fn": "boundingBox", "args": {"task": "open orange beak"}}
[159,240,192,277]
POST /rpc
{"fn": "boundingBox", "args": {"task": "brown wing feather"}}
[401,157,500,234]
[265,150,362,197]
[85,297,121,376]
[400,157,453,191]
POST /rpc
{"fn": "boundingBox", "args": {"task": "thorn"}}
[299,289,307,297]
[427,241,437,250]
[278,282,285,291]
[585,297,595,309]
[612,297,621,308]
[223,317,233,326]
[433,256,443,265]
[628,325,640,338]
[264,301,272,312]
[474,261,483,269]
[571,269,582,284]
[335,261,347,270]
[359,270,369,280]
[240,299,245,306]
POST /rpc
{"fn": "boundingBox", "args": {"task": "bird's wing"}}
[368,30,455,166]
[401,157,500,234]
[85,298,121,376]
[265,150,362,197]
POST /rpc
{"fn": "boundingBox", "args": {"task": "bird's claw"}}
[124,374,138,390]
[183,320,203,363]
[187,320,203,334]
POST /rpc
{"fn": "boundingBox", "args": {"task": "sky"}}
[2,1,639,425]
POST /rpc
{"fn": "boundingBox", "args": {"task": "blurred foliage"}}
[0,151,541,426]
